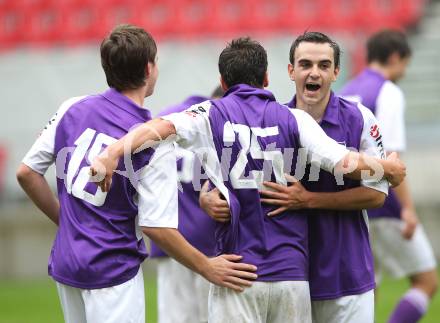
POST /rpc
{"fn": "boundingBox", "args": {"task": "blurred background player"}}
[150,85,224,323]
[92,37,406,323]
[16,24,257,323]
[339,29,438,323]
[202,31,389,323]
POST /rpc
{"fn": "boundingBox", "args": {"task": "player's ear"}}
[387,52,400,67]
[332,66,340,82]
[288,63,295,81]
[145,63,150,77]
[263,72,269,87]
[220,76,228,92]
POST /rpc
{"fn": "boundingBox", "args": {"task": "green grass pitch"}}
[0,272,438,323]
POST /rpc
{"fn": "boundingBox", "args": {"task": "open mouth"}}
[305,83,321,91]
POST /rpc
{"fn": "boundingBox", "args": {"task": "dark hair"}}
[100,24,157,92]
[218,37,267,88]
[367,29,411,64]
[210,85,225,98]
[289,31,341,69]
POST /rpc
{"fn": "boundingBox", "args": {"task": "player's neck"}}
[368,63,391,80]
[121,89,147,108]
[295,91,331,123]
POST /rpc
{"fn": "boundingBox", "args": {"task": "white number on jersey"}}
[223,122,285,189]
[66,128,117,206]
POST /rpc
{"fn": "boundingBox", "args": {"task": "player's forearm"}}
[392,178,415,210]
[108,118,176,159]
[307,187,385,210]
[16,164,59,225]
[336,152,403,186]
[335,152,382,180]
[142,227,210,276]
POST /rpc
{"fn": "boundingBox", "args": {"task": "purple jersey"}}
[163,84,349,281]
[24,88,155,289]
[150,96,217,258]
[339,68,402,219]
[287,93,387,300]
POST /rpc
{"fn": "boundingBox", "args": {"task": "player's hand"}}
[401,207,419,240]
[260,174,311,216]
[385,152,406,187]
[203,254,257,292]
[89,148,120,192]
[199,181,231,222]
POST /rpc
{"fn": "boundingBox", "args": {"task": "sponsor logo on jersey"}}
[370,124,385,158]
[185,105,207,118]
[370,124,380,138]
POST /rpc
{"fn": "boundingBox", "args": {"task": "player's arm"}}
[290,109,405,186]
[199,180,231,222]
[376,83,418,238]
[260,179,385,216]
[15,101,73,225]
[16,163,59,225]
[134,115,257,292]
[91,117,177,192]
[91,102,220,192]
[260,106,389,216]
[392,175,418,239]
[144,227,257,291]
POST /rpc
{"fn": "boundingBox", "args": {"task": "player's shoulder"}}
[284,106,314,130]
[54,95,88,121]
[186,99,212,115]
[59,95,88,111]
[157,96,209,116]
[379,80,404,101]
[355,102,377,124]
[332,95,366,123]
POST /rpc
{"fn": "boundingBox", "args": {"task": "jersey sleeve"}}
[357,103,389,195]
[290,108,349,173]
[22,96,84,175]
[375,81,406,152]
[160,100,213,151]
[137,141,179,228]
[161,100,231,205]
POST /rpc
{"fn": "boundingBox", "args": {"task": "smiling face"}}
[288,42,339,110]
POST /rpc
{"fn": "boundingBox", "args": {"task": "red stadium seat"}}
[0,0,428,50]
[131,0,176,40]
[0,1,26,50]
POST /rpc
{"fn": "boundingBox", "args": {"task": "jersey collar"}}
[287,92,340,126]
[102,88,152,120]
[225,84,276,101]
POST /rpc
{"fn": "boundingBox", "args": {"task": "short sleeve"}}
[22,96,85,174]
[290,108,349,172]
[160,100,231,205]
[137,141,179,228]
[357,104,389,195]
[375,81,406,152]
[160,100,213,151]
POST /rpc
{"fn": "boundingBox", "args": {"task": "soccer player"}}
[16,25,257,323]
[339,29,438,323]
[150,86,224,323]
[201,32,391,323]
[91,37,406,323]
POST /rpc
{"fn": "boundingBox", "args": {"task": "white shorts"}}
[157,258,210,323]
[208,281,311,323]
[311,290,374,323]
[56,267,145,323]
[369,218,437,282]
